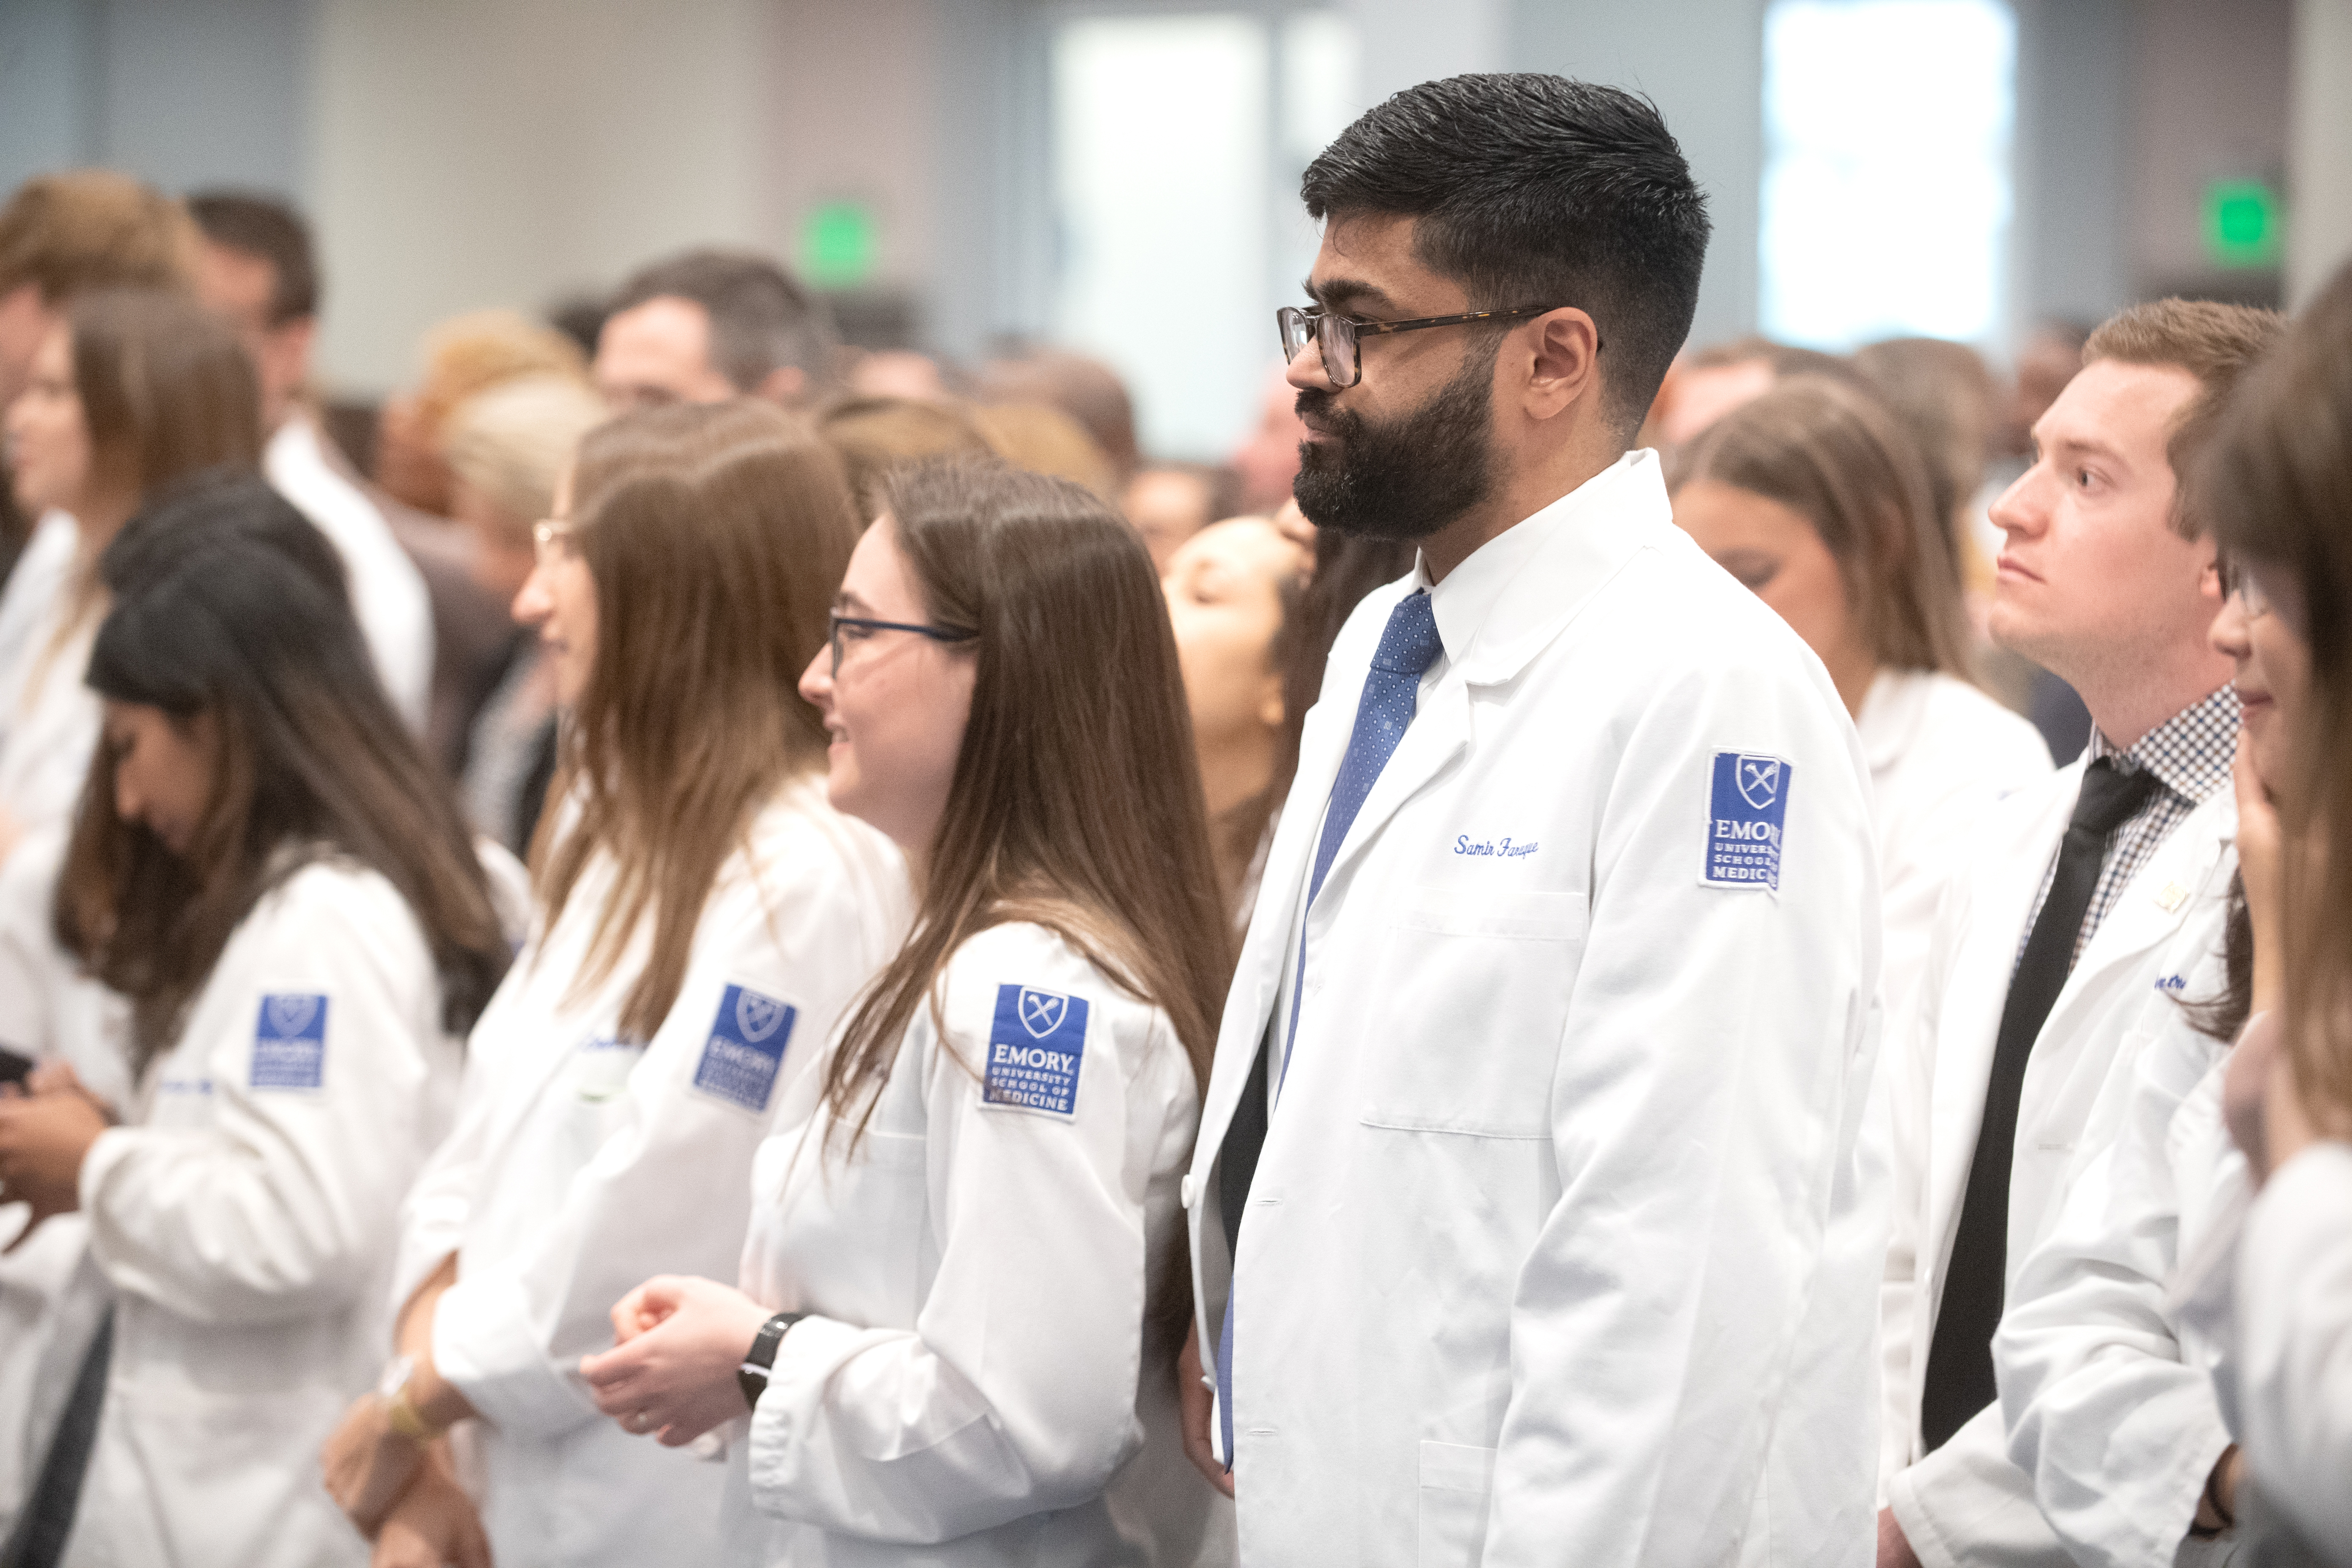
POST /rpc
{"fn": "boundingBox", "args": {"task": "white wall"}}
[2289,0,2352,305]
[1508,0,1766,357]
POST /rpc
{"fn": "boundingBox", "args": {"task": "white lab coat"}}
[57,854,482,1568]
[398,778,907,1568]
[2234,1141,2352,1563]
[264,414,435,733]
[1186,452,1886,1567]
[0,824,131,1542]
[1857,667,2051,1029]
[725,919,1218,1567]
[0,510,74,744]
[1994,935,2248,1568]
[0,566,97,845]
[1879,772,2237,1567]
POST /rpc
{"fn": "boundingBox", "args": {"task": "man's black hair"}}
[187,190,318,325]
[1301,74,1710,436]
[609,248,839,397]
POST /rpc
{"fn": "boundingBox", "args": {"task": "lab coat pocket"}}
[1416,1440,1496,1568]
[1361,887,1585,1138]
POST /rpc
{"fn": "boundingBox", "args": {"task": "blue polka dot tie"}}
[1218,589,1444,1467]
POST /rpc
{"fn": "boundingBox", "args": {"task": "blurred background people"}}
[368,308,591,769]
[1125,460,1243,572]
[1654,335,1863,450]
[438,373,607,853]
[188,189,434,732]
[0,287,261,863]
[1671,375,2050,1019]
[816,394,992,513]
[975,345,1140,483]
[0,172,196,678]
[1224,363,1309,514]
[593,248,839,413]
[1162,513,1309,926]
[966,398,1119,499]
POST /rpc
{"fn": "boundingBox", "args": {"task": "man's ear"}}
[1517,308,1602,424]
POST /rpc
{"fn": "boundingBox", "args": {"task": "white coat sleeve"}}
[78,875,442,1325]
[744,940,1195,1546]
[1476,662,1882,1565]
[1876,865,1960,1496]
[1993,1027,2233,1568]
[430,857,849,1438]
[2235,1140,2352,1561]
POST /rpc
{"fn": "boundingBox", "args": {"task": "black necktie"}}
[1919,757,2162,1451]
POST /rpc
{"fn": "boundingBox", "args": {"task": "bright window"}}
[1759,0,2016,350]
[1051,9,1359,461]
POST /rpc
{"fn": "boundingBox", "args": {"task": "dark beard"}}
[1290,348,1497,540]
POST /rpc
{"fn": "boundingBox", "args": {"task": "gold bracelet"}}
[385,1388,447,1444]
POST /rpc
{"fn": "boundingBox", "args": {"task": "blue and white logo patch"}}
[691,984,797,1114]
[1703,751,1793,892]
[251,993,328,1090]
[983,983,1089,1117]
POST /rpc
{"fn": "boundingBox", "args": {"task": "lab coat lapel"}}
[1924,768,2079,1256]
[1192,698,1349,1168]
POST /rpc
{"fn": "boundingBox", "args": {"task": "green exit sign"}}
[801,201,879,289]
[2204,179,2281,269]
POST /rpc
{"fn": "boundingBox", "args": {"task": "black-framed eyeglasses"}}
[827,614,977,675]
[1276,304,1593,390]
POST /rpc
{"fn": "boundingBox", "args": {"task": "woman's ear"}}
[1256,671,1285,731]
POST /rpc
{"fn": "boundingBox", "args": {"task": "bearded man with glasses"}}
[1178,72,1887,1566]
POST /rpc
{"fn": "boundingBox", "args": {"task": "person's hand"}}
[321,1394,427,1537]
[579,1275,772,1446]
[1877,1506,1923,1568]
[1176,1315,1234,1497]
[2234,745,2286,1013]
[0,1081,109,1244]
[371,1446,491,1568]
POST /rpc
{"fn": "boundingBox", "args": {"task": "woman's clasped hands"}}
[580,1274,776,1448]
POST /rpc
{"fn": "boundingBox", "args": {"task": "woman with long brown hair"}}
[317,400,908,1568]
[1671,374,2051,1018]
[2202,260,2352,1560]
[577,458,1233,1564]
[0,490,515,1568]
[0,286,260,862]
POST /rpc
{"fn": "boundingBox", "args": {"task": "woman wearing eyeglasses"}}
[318,401,909,1568]
[577,458,1235,1565]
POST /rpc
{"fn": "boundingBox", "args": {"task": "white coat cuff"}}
[433,1273,599,1437]
[73,1126,141,1279]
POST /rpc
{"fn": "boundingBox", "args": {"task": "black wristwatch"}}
[737,1312,806,1409]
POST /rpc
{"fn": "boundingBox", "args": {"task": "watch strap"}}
[385,1386,447,1443]
[736,1312,806,1410]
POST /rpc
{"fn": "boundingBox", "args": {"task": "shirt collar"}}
[2087,684,2241,805]
[1410,451,1648,669]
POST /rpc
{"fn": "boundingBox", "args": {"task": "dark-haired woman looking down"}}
[580,458,1236,1566]
[0,534,517,1568]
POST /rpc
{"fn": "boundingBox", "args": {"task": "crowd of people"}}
[0,65,2344,1568]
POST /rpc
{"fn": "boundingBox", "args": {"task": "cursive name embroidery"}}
[1454,834,1538,859]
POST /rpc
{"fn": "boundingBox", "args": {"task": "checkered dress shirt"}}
[2020,683,2242,969]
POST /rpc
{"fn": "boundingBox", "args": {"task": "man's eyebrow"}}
[832,590,872,613]
[1304,274,1391,314]
[2043,431,2130,468]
